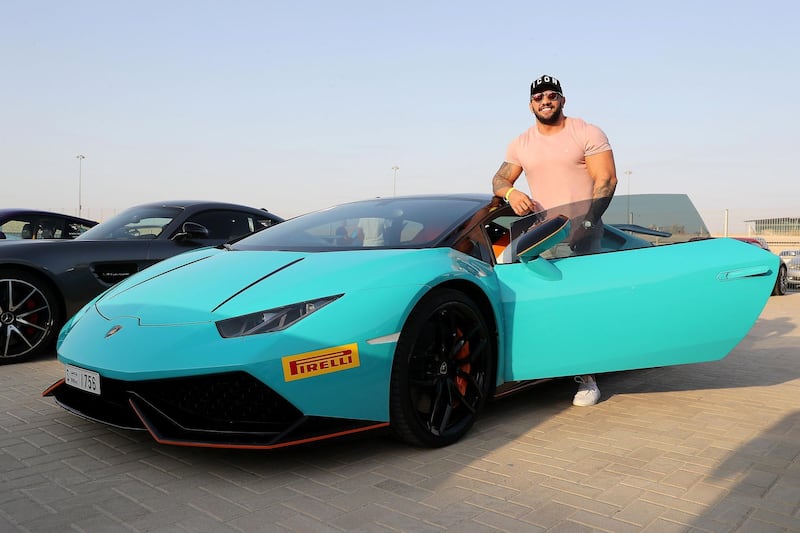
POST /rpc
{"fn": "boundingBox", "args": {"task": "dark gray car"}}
[0,200,283,363]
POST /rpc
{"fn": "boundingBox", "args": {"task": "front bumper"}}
[44,371,387,449]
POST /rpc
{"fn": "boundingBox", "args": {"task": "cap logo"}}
[531,74,563,95]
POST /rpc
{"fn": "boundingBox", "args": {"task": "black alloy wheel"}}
[0,269,61,363]
[390,288,494,447]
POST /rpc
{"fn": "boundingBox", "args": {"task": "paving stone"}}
[325,484,394,512]
[567,509,644,533]
[521,500,577,529]
[467,509,542,532]
[226,504,306,532]
[463,492,535,519]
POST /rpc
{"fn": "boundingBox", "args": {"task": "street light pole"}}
[392,165,399,196]
[624,169,632,224]
[76,154,85,217]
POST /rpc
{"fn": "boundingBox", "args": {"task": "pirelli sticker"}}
[282,343,360,382]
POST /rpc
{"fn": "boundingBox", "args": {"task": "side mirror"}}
[178,222,210,240]
[517,214,571,263]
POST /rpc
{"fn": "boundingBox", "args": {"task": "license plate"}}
[64,365,101,395]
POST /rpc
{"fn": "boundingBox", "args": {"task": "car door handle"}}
[716,265,773,281]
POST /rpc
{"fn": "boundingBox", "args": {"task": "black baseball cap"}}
[530,75,563,96]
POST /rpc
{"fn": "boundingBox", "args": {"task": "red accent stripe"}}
[128,398,389,450]
[42,378,66,397]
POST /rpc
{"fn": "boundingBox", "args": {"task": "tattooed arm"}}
[491,162,535,215]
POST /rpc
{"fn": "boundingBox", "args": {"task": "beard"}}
[533,105,564,125]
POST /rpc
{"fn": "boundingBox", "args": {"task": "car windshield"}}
[78,206,182,240]
[233,196,489,251]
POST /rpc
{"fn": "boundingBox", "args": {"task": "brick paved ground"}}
[2,293,799,532]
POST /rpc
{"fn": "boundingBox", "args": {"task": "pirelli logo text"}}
[282,343,360,382]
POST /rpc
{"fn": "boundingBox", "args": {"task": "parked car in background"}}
[0,200,283,363]
[731,237,787,296]
[0,209,97,240]
[788,257,800,289]
[779,249,800,264]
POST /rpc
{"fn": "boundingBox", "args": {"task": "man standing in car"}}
[491,74,618,406]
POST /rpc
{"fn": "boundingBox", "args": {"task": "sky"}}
[2,0,799,234]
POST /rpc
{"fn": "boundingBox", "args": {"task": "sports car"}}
[1,201,283,363]
[44,194,777,449]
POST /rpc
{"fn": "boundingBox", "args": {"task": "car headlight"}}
[215,295,342,338]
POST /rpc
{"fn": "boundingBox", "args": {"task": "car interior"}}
[20,223,34,239]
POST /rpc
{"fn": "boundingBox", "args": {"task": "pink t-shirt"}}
[505,117,611,209]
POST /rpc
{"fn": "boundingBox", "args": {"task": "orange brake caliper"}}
[454,328,471,399]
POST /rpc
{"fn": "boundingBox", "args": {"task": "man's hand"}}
[506,189,537,216]
[492,162,534,215]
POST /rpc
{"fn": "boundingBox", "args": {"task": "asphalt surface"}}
[2,292,800,532]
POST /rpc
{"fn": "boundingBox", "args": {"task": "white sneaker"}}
[573,375,600,406]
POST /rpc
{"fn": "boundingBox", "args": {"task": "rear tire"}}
[0,269,62,363]
[390,288,494,447]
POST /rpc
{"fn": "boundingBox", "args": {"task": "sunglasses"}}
[531,91,562,102]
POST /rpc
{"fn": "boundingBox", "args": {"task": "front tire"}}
[390,288,494,447]
[772,264,787,296]
[0,269,62,363]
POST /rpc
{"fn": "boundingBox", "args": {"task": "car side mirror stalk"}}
[174,222,210,241]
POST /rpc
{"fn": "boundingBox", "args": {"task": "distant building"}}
[745,217,800,235]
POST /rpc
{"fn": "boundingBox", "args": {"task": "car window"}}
[37,216,86,239]
[184,210,271,241]
[79,206,181,240]
[123,216,171,239]
[36,217,62,239]
[64,221,94,238]
[0,215,95,240]
[603,194,711,245]
[488,194,711,264]
[0,217,35,240]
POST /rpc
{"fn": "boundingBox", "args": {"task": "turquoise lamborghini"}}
[44,194,777,449]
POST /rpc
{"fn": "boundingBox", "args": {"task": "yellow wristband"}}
[504,187,516,202]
